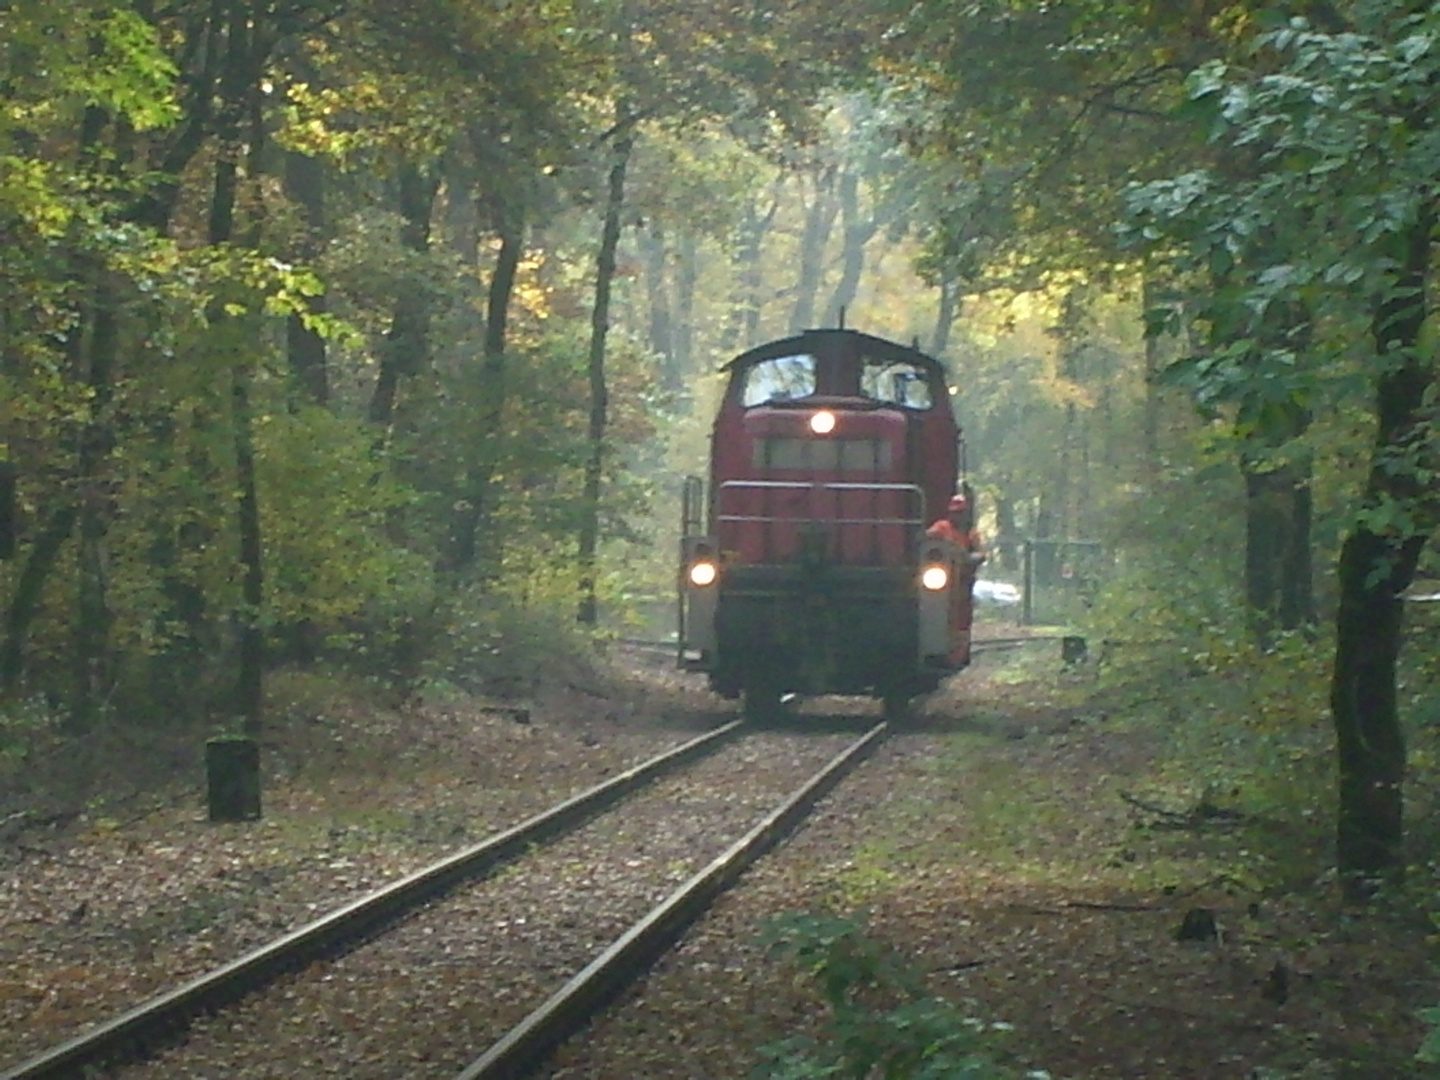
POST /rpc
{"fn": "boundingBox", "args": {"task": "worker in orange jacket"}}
[926,491,985,664]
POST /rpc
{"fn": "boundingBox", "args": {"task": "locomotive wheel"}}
[881,691,913,725]
[742,682,786,725]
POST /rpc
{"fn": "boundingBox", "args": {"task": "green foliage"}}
[1418,1006,1440,1066]
[72,8,181,131]
[0,695,61,766]
[257,406,433,631]
[1078,447,1245,664]
[0,2,178,134]
[1123,6,1440,506]
[420,581,601,696]
[755,913,1041,1080]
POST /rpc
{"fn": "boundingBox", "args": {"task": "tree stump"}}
[1174,907,1218,943]
[206,736,261,822]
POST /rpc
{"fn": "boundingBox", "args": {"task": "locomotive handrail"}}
[715,479,927,527]
[718,517,921,527]
[718,480,922,491]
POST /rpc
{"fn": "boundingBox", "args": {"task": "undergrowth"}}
[754,912,1047,1080]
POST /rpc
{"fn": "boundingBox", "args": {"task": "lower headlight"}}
[689,561,718,587]
[920,565,949,591]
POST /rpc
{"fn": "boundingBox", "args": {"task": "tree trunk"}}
[232,363,264,736]
[931,276,961,357]
[0,461,16,560]
[721,181,780,353]
[369,162,439,428]
[577,127,634,626]
[206,736,261,821]
[72,288,120,734]
[1331,212,1437,896]
[671,230,697,399]
[1240,297,1316,640]
[824,168,878,327]
[1141,272,1165,472]
[992,486,1017,572]
[209,17,269,738]
[0,505,78,693]
[65,103,119,734]
[789,167,839,334]
[283,149,328,406]
[1243,456,1315,640]
[449,201,525,574]
[640,223,674,375]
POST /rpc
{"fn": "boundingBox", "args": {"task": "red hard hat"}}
[947,493,968,513]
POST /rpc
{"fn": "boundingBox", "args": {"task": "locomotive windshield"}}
[741,354,816,406]
[860,359,933,409]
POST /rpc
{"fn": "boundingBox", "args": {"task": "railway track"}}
[2,721,886,1080]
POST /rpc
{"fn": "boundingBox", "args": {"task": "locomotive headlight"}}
[689,560,718,587]
[809,409,837,435]
[921,564,950,591]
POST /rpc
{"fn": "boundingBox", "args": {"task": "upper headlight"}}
[689,561,718,587]
[809,410,837,435]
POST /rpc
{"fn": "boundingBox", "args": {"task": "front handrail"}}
[716,480,926,528]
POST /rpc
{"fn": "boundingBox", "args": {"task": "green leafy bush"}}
[754,912,1047,1080]
[420,579,602,698]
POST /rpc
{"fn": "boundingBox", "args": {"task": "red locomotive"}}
[678,328,978,720]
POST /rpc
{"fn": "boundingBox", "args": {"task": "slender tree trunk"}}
[1241,302,1316,640]
[129,6,228,712]
[208,11,269,737]
[231,364,264,734]
[1242,454,1316,639]
[824,168,878,327]
[283,149,328,406]
[0,462,16,560]
[789,167,839,334]
[64,100,118,733]
[1,506,78,693]
[449,200,525,574]
[577,127,634,626]
[369,162,439,428]
[721,182,780,353]
[72,288,119,733]
[1141,273,1165,472]
[233,86,267,733]
[672,230,697,397]
[640,222,675,376]
[992,486,1017,572]
[1331,212,1438,896]
[931,276,962,357]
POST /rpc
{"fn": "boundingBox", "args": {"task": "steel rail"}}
[0,721,745,1080]
[456,720,889,1080]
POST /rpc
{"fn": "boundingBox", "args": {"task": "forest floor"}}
[1,621,1437,1079]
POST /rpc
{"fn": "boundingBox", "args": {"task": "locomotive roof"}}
[720,328,948,374]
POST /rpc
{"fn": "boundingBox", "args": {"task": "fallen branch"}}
[1120,790,1247,829]
[929,958,988,974]
[1007,900,1159,915]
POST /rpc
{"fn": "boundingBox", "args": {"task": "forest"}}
[2,0,1439,1071]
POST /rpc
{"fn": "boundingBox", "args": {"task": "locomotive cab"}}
[679,329,972,719]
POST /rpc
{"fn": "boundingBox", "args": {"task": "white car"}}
[973,580,1021,605]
